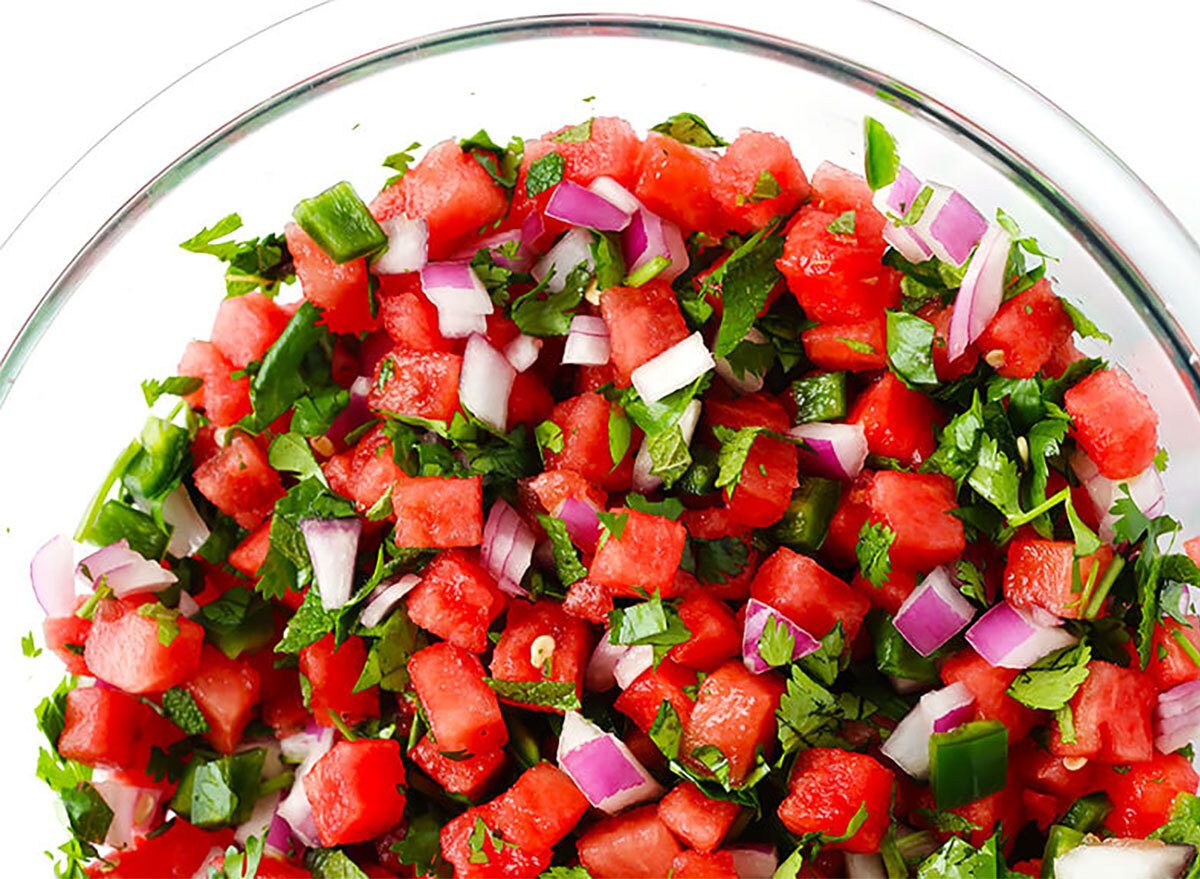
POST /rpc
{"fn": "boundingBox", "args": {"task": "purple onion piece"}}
[32,534,78,617]
[788,422,868,481]
[964,600,1077,668]
[893,567,975,657]
[947,222,1009,361]
[558,498,602,554]
[742,598,821,674]
[545,180,633,232]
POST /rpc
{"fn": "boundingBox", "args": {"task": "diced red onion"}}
[787,422,869,481]
[235,789,282,847]
[420,261,493,315]
[277,726,334,848]
[99,556,179,599]
[532,228,596,292]
[880,682,975,779]
[1155,680,1200,754]
[630,332,714,404]
[883,222,935,263]
[161,486,211,559]
[326,375,374,447]
[450,229,531,272]
[613,645,655,690]
[621,209,688,282]
[562,315,612,367]
[92,779,164,849]
[1054,839,1196,879]
[437,308,488,339]
[908,183,987,267]
[557,497,603,554]
[715,328,768,395]
[78,540,139,583]
[965,600,1078,668]
[545,180,633,232]
[1072,449,1165,544]
[373,215,429,274]
[300,518,362,611]
[728,844,779,879]
[588,177,643,215]
[947,222,1010,361]
[586,631,630,692]
[521,211,552,254]
[742,599,821,674]
[265,811,294,857]
[177,591,201,618]
[633,399,702,493]
[480,499,533,597]
[893,567,975,657]
[845,853,888,879]
[358,573,421,629]
[460,334,516,432]
[557,711,663,814]
[504,334,542,372]
[873,166,923,217]
[31,534,77,617]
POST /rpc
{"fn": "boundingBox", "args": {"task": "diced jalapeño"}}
[770,477,841,553]
[868,610,939,683]
[122,417,189,499]
[292,180,387,263]
[1059,791,1112,833]
[791,372,849,424]
[929,719,1008,810]
[85,500,171,560]
[1039,824,1084,879]
[677,444,718,495]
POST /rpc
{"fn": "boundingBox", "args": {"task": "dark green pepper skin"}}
[929,719,1008,810]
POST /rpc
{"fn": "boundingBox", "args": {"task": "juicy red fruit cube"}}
[485,763,589,852]
[368,347,463,423]
[657,782,742,852]
[1051,660,1155,764]
[940,648,1039,741]
[681,660,785,785]
[976,279,1073,379]
[543,393,636,491]
[192,434,285,530]
[749,547,869,644]
[489,599,593,708]
[614,658,698,733]
[778,748,895,854]
[577,804,683,879]
[391,476,483,548]
[1003,540,1114,619]
[408,642,508,753]
[84,598,204,694]
[43,614,91,675]
[710,130,810,231]
[723,434,799,529]
[299,632,380,728]
[285,223,377,335]
[209,291,291,369]
[177,340,252,427]
[802,316,888,372]
[633,132,721,235]
[406,549,506,653]
[183,644,261,754]
[1064,368,1160,480]
[848,372,943,467]
[866,471,965,571]
[1099,753,1199,838]
[589,507,687,598]
[57,686,146,769]
[408,735,507,801]
[305,739,407,846]
[601,281,690,383]
[668,593,740,672]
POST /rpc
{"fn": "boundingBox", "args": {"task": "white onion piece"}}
[460,334,516,432]
[437,308,488,339]
[99,551,179,599]
[279,726,330,764]
[276,726,334,848]
[235,789,281,847]
[630,332,714,404]
[545,180,633,231]
[420,261,493,315]
[632,399,702,493]
[965,600,1078,668]
[880,682,975,780]
[883,222,935,263]
[587,176,643,215]
[947,222,1009,361]
[78,540,140,584]
[586,632,630,692]
[742,599,821,674]
[1072,449,1165,543]
[845,853,888,879]
[1155,680,1200,754]
[906,183,987,267]
[613,645,655,690]
[480,499,533,597]
[359,573,421,629]
[787,422,869,481]
[532,228,596,292]
[714,327,769,394]
[93,780,163,849]
[557,711,663,814]
[177,591,201,618]
[1055,839,1195,879]
[160,486,211,559]
[504,334,542,373]
[300,518,362,611]
[562,315,612,367]
[31,534,77,617]
[373,215,429,274]
[728,844,779,879]
[893,567,975,657]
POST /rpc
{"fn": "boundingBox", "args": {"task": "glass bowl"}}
[6,0,1200,864]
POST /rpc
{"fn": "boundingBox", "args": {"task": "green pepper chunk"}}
[677,444,718,495]
[929,719,1008,810]
[122,417,189,499]
[1060,791,1112,833]
[1039,824,1085,878]
[770,477,841,553]
[293,180,387,263]
[791,372,849,424]
[84,500,171,560]
[868,610,939,683]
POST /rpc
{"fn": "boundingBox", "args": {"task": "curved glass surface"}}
[4,1,1199,862]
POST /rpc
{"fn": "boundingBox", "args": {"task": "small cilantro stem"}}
[1171,626,1200,670]
[624,255,672,287]
[1006,487,1070,529]
[327,709,358,741]
[1084,556,1125,619]
[74,440,141,541]
[75,583,113,620]
[259,769,296,796]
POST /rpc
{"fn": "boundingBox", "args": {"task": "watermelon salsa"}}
[26,111,1200,878]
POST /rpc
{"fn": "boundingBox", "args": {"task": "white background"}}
[2,0,1199,866]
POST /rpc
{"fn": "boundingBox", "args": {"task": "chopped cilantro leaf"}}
[712,424,764,490]
[758,613,796,666]
[595,510,629,548]
[607,408,632,469]
[390,813,444,875]
[742,170,782,204]
[624,493,684,520]
[1156,448,1171,472]
[650,112,728,148]
[483,678,581,711]
[537,514,588,587]
[826,210,857,235]
[180,213,295,298]
[511,263,591,337]
[534,420,565,458]
[162,687,210,736]
[708,224,786,359]
[646,425,692,489]
[306,847,370,878]
[552,119,593,143]
[1007,643,1091,710]
[1061,300,1112,343]
[141,376,203,407]
[609,596,690,649]
[137,602,181,646]
[776,664,842,756]
[856,522,896,588]
[834,336,876,355]
[268,432,327,486]
[886,310,938,387]
[21,631,41,658]
[955,560,988,604]
[915,835,1001,879]
[680,535,749,585]
[382,141,420,187]
[967,435,1022,518]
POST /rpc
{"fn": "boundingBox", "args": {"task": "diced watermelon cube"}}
[1098,753,1199,838]
[848,372,943,467]
[285,223,377,335]
[177,340,252,427]
[57,686,145,769]
[485,763,589,851]
[588,507,687,598]
[852,566,918,616]
[376,272,453,352]
[305,739,407,845]
[939,648,1040,741]
[614,658,698,733]
[407,550,506,654]
[84,598,204,694]
[577,804,683,879]
[749,547,869,643]
[368,347,463,423]
[919,302,980,382]
[633,132,721,235]
[1010,740,1095,805]
[43,613,91,676]
[1050,660,1155,763]
[408,734,507,801]
[657,783,743,852]
[802,316,888,372]
[540,116,643,188]
[1003,539,1115,619]
[822,474,873,569]
[93,819,234,878]
[671,850,739,879]
[391,476,483,548]
[209,291,291,369]
[192,434,285,530]
[489,599,593,708]
[507,369,555,428]
[681,660,785,785]
[518,468,607,519]
[542,393,636,491]
[710,130,810,231]
[778,748,895,854]
[299,632,380,728]
[667,593,740,672]
[440,807,552,878]
[976,280,1073,379]
[704,393,790,434]
[866,471,964,571]
[408,642,508,753]
[600,282,690,383]
[1149,616,1200,691]
[183,644,261,754]
[1064,368,1160,480]
[563,577,614,625]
